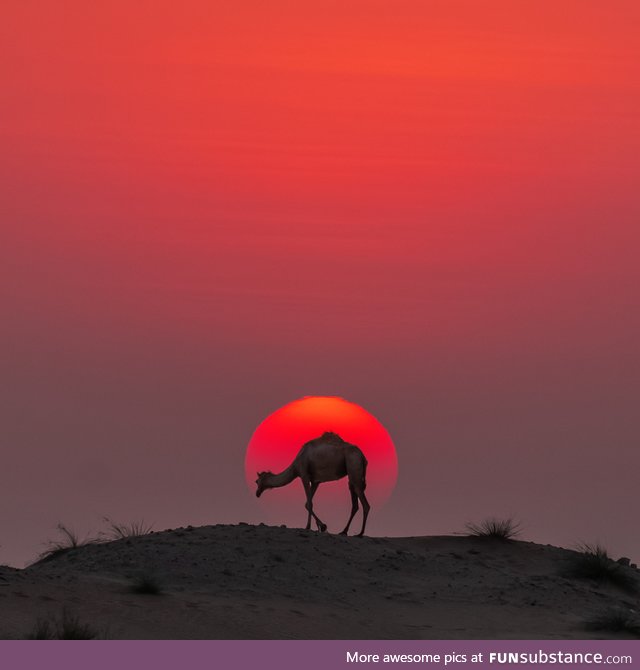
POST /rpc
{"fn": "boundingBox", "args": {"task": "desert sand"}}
[1,524,638,639]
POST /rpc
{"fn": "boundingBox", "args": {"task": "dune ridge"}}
[1,524,638,639]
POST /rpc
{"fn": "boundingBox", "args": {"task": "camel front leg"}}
[303,480,327,532]
[301,479,313,529]
[309,482,327,532]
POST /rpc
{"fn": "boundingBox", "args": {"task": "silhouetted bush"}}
[566,543,638,593]
[35,524,99,564]
[102,517,154,540]
[130,574,164,595]
[26,610,100,639]
[465,517,522,540]
[585,608,640,637]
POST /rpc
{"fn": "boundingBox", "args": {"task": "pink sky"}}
[1,2,639,566]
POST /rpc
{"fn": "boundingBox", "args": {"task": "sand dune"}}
[1,524,638,639]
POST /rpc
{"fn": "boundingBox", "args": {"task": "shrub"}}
[101,517,154,540]
[35,524,98,564]
[566,543,638,593]
[26,610,100,640]
[585,608,640,637]
[26,618,54,640]
[130,574,163,595]
[465,517,522,540]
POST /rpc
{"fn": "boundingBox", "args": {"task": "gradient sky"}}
[2,2,639,567]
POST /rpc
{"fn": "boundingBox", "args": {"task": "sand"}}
[0,524,638,639]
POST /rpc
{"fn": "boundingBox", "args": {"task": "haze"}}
[1,2,639,567]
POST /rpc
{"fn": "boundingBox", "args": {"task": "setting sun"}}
[245,397,398,528]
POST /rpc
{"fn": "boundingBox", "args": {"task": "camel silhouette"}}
[255,432,370,536]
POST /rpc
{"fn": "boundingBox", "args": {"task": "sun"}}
[245,396,398,527]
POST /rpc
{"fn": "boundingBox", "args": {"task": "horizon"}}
[2,2,639,569]
[8,518,632,572]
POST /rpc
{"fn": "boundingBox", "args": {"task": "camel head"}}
[255,471,271,497]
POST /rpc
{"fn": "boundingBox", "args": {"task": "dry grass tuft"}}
[26,609,101,639]
[585,607,640,637]
[465,517,522,540]
[130,573,164,595]
[565,543,639,593]
[35,524,99,564]
[101,517,154,540]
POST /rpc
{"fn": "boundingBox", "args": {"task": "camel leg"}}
[302,480,327,532]
[340,484,359,535]
[308,482,328,532]
[301,479,313,530]
[356,489,370,537]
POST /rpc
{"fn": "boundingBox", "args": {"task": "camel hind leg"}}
[344,447,370,537]
[355,487,370,537]
[340,484,359,535]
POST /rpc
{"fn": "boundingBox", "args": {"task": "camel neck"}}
[265,465,297,489]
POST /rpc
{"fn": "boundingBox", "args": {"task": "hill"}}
[1,524,638,639]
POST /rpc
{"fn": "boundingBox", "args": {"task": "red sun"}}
[245,396,398,529]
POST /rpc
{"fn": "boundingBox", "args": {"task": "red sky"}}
[1,2,639,566]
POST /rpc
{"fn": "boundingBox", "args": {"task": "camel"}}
[255,432,370,536]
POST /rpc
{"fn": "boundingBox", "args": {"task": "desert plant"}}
[465,517,522,540]
[130,574,163,595]
[26,610,100,640]
[101,517,154,540]
[35,524,98,564]
[566,543,639,593]
[585,608,640,637]
[57,610,100,639]
[26,618,55,640]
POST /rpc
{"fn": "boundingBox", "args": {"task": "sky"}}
[1,1,639,567]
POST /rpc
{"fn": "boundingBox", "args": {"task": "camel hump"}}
[320,431,346,443]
